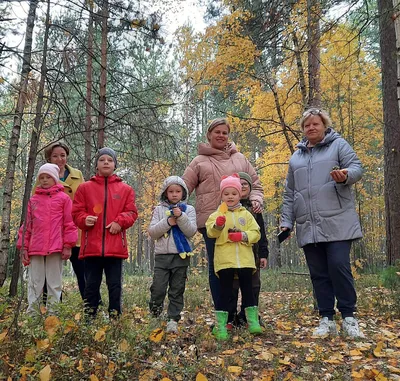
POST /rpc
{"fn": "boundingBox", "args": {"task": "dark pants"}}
[230,268,261,321]
[149,254,189,321]
[70,246,86,299]
[303,240,356,319]
[84,257,123,316]
[218,268,255,311]
[199,227,219,308]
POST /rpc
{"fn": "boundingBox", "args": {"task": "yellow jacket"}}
[206,207,261,274]
[33,164,84,246]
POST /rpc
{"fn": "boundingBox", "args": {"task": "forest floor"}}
[0,269,399,380]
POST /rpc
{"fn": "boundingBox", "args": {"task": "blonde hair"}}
[206,118,230,141]
[300,108,332,129]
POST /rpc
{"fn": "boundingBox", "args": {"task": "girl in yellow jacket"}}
[206,174,262,340]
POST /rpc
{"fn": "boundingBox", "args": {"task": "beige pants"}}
[27,253,63,314]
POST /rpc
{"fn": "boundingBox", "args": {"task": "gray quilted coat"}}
[281,128,363,248]
[148,176,197,255]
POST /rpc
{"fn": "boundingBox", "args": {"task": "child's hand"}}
[260,258,267,269]
[171,207,182,218]
[168,217,177,226]
[21,249,30,266]
[106,221,122,234]
[61,247,71,260]
[215,216,226,227]
[228,232,243,242]
[85,215,98,227]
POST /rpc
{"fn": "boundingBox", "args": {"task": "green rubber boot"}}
[212,311,229,341]
[245,306,262,334]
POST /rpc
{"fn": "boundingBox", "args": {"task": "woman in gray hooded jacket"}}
[280,108,364,338]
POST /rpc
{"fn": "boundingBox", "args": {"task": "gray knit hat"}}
[95,147,118,169]
[238,172,252,191]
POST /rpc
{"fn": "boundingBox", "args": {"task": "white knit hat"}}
[37,163,60,183]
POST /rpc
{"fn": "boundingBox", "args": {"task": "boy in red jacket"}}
[72,148,138,317]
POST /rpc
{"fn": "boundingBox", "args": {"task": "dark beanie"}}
[95,147,118,169]
[238,172,252,191]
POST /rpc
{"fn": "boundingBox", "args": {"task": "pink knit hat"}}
[220,173,242,193]
[37,163,60,183]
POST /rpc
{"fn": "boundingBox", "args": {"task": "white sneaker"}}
[312,317,338,336]
[166,320,178,333]
[342,317,365,338]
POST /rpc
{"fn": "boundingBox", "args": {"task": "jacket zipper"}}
[231,211,241,268]
[334,185,342,208]
[307,149,317,243]
[121,232,125,247]
[102,177,108,257]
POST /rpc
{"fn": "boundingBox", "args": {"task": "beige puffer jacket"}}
[182,142,264,228]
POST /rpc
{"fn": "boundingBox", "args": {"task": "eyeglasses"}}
[240,182,250,188]
[303,109,322,117]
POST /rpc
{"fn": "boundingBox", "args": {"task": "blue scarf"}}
[166,203,193,259]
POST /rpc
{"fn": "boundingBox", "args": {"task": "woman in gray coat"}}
[280,108,364,338]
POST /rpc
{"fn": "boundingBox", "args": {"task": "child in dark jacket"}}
[148,176,197,333]
[18,163,78,314]
[228,172,269,327]
[72,148,138,317]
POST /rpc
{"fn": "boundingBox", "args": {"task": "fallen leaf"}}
[36,339,50,350]
[373,342,385,358]
[227,366,242,375]
[94,329,106,342]
[76,359,84,373]
[44,316,61,337]
[39,365,51,381]
[118,339,129,352]
[25,348,36,362]
[196,373,208,381]
[20,366,35,375]
[89,375,99,381]
[0,331,7,342]
[149,328,164,343]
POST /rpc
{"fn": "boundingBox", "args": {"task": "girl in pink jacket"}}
[18,163,78,314]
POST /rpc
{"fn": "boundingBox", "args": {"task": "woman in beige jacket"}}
[182,118,264,307]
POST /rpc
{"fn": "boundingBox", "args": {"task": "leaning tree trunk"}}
[84,2,94,179]
[306,0,321,108]
[9,0,51,296]
[97,0,108,148]
[378,0,400,265]
[0,0,38,287]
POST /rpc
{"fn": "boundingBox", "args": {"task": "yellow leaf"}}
[374,372,388,381]
[255,351,274,361]
[283,372,293,381]
[373,341,385,358]
[305,356,315,362]
[76,359,84,373]
[20,366,35,375]
[222,349,236,355]
[118,339,129,352]
[351,370,364,379]
[387,365,400,374]
[94,329,106,342]
[0,77,4,84]
[218,202,228,213]
[227,366,242,375]
[44,316,61,337]
[64,320,77,334]
[39,365,51,381]
[160,378,173,381]
[0,331,7,342]
[196,373,208,381]
[74,313,81,321]
[276,320,292,331]
[149,328,164,343]
[355,259,363,268]
[349,349,363,356]
[139,369,157,381]
[25,348,36,362]
[279,356,292,365]
[40,306,47,314]
[37,339,50,350]
[89,375,99,381]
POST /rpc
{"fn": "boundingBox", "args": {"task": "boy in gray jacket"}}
[148,176,197,333]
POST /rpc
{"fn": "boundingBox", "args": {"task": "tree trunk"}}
[292,31,308,107]
[393,0,400,116]
[307,0,321,108]
[97,0,108,148]
[84,3,94,180]
[378,0,400,265]
[0,0,38,287]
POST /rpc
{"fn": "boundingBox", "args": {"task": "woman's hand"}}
[106,221,122,234]
[85,215,98,227]
[251,200,262,214]
[331,169,348,183]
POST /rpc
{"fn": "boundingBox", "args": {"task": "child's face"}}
[221,187,240,207]
[39,174,56,189]
[166,184,183,204]
[97,155,115,177]
[240,180,251,198]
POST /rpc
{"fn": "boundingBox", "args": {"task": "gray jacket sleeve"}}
[176,205,197,237]
[148,206,171,240]
[339,139,363,185]
[281,164,295,230]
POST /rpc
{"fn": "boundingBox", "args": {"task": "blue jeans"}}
[199,227,219,308]
[303,240,356,318]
